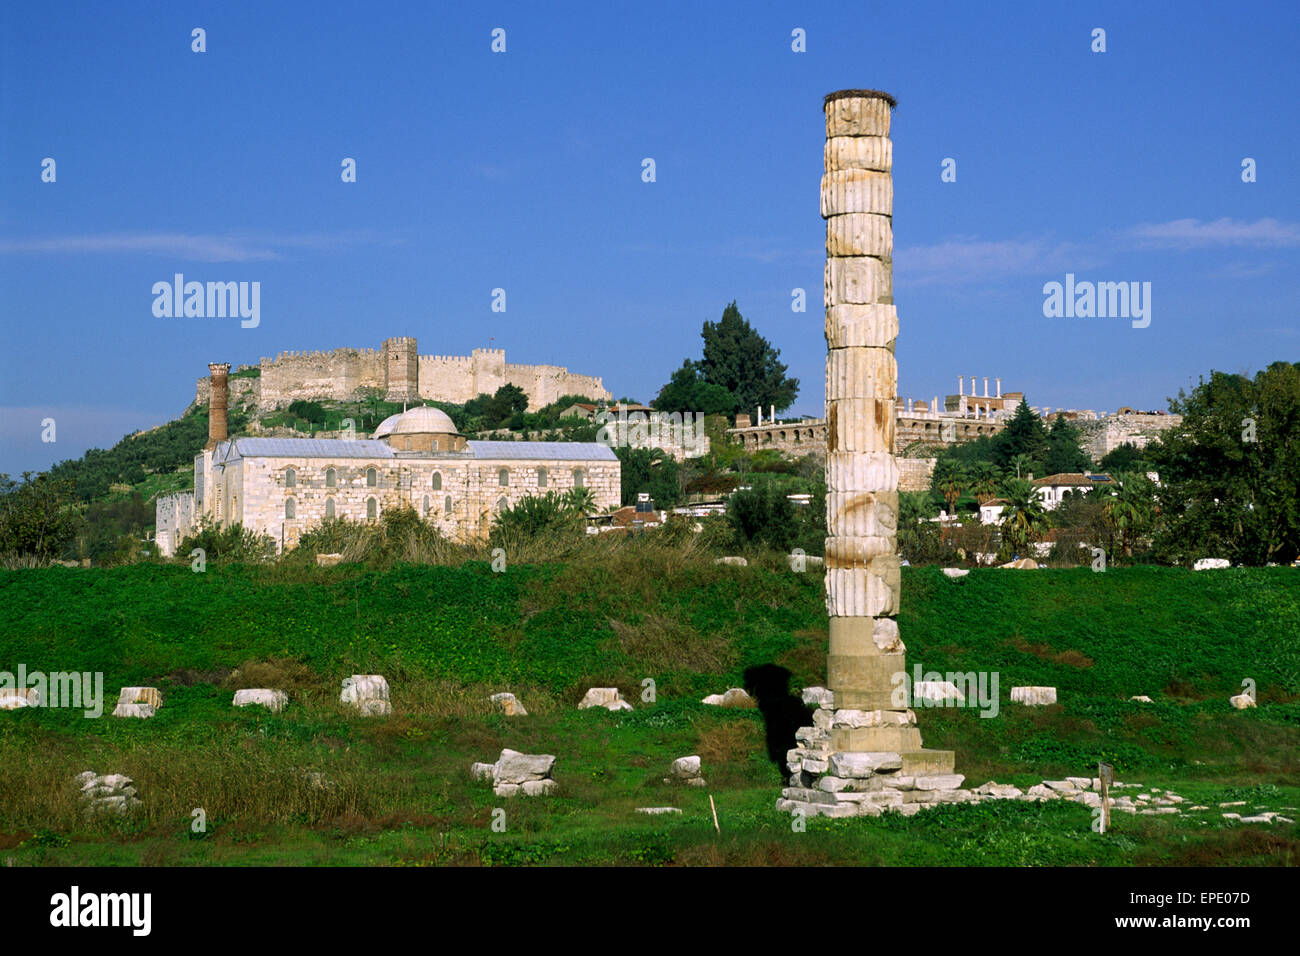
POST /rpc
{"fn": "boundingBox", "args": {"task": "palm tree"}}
[970,461,1000,504]
[999,478,1050,554]
[1010,453,1035,480]
[562,486,597,516]
[1103,473,1154,558]
[935,468,967,520]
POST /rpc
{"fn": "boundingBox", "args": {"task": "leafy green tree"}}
[992,401,1049,473]
[1009,453,1035,480]
[1099,442,1152,474]
[1043,415,1091,474]
[652,360,735,415]
[615,447,681,508]
[487,384,529,427]
[1149,362,1300,565]
[727,483,796,552]
[695,301,799,417]
[0,472,81,560]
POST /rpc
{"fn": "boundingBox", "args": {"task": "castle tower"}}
[205,363,231,451]
[382,337,419,402]
[779,90,959,821]
[472,347,506,398]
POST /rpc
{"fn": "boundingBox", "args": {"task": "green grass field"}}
[1,555,1296,866]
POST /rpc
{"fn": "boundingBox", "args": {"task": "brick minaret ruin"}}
[778,90,962,819]
[205,363,231,450]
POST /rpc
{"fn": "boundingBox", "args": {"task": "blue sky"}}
[2,0,1297,474]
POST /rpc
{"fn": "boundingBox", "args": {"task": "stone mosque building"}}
[156,364,620,555]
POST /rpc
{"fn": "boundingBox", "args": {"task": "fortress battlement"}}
[200,337,611,412]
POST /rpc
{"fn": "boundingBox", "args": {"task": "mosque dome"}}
[372,412,404,439]
[389,406,459,435]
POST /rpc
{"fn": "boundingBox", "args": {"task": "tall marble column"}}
[779,90,960,819]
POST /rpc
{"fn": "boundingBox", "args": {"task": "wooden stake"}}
[709,794,720,833]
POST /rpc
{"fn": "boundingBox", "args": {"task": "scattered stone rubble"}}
[700,687,754,708]
[76,771,142,816]
[1010,686,1058,706]
[665,755,706,787]
[233,689,288,712]
[472,749,557,797]
[0,688,40,710]
[340,675,391,716]
[113,686,162,718]
[578,687,633,712]
[489,692,528,716]
[1193,558,1230,570]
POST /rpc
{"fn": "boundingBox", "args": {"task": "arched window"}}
[366,467,377,487]
[405,438,412,450]
[445,496,452,513]
[284,467,296,488]
[423,495,430,515]
[431,472,442,491]
[366,497,377,519]
[325,498,335,518]
[537,467,547,488]
[326,468,336,488]
[496,496,508,512]
[285,498,296,519]
[572,469,584,488]
[432,439,439,451]
[498,468,509,487]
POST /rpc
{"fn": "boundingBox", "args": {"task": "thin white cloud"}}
[0,231,400,262]
[1127,217,1300,249]
[894,236,1093,286]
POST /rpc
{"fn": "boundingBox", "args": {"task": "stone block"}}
[801,686,835,709]
[1229,693,1256,710]
[826,214,893,259]
[825,257,892,307]
[489,691,528,716]
[340,675,390,705]
[825,451,898,494]
[826,398,896,456]
[826,348,896,400]
[912,681,965,705]
[824,95,892,138]
[829,751,902,778]
[825,555,901,617]
[232,688,288,713]
[521,779,558,797]
[914,774,965,791]
[117,687,163,710]
[831,725,923,752]
[578,687,633,711]
[493,749,556,785]
[1010,686,1057,706]
[826,650,905,699]
[899,750,956,776]
[831,707,917,729]
[821,169,893,217]
[824,135,892,173]
[112,702,155,719]
[826,492,898,539]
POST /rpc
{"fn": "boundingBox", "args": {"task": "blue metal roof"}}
[468,441,618,461]
[226,438,395,459]
[218,437,616,461]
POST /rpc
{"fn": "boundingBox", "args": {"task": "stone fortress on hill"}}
[194,337,612,413]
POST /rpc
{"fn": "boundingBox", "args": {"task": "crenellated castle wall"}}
[192,339,611,413]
